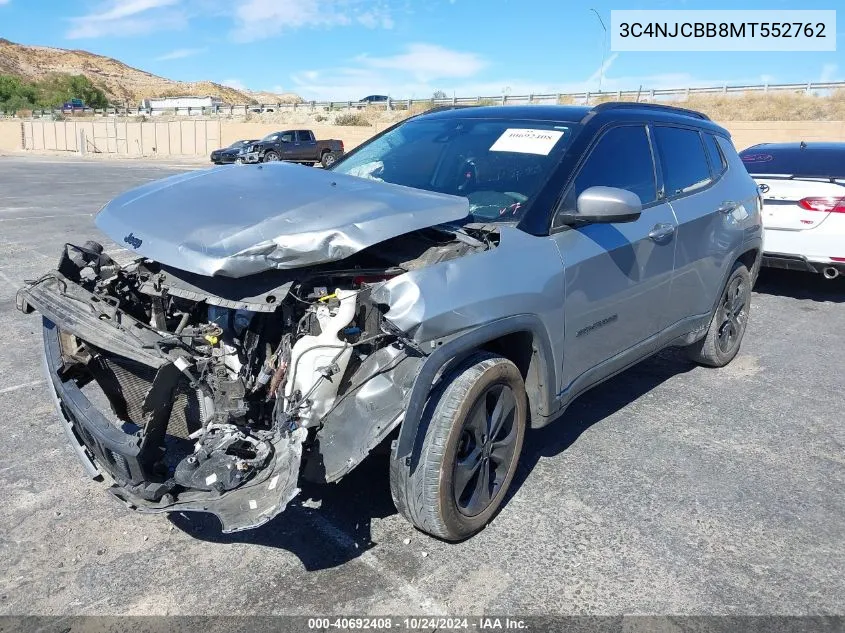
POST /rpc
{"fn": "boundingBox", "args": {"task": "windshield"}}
[261,133,279,142]
[331,117,574,221]
[229,140,250,149]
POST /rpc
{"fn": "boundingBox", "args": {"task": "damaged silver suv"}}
[17,103,762,541]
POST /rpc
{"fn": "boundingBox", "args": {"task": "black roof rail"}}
[591,101,711,121]
[423,104,475,113]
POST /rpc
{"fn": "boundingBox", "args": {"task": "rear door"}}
[294,130,318,161]
[551,124,678,394]
[656,126,745,326]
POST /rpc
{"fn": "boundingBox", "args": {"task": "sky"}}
[0,0,841,101]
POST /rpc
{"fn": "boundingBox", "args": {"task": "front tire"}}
[390,352,527,541]
[686,262,752,367]
[263,151,280,162]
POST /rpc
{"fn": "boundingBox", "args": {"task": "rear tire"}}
[686,262,752,367]
[321,152,336,168]
[390,352,526,541]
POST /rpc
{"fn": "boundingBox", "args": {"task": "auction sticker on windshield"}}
[490,128,566,155]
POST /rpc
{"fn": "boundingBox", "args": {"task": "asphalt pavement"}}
[0,156,842,616]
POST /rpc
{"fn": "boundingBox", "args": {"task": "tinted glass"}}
[562,125,656,210]
[332,117,574,222]
[654,126,711,196]
[739,145,845,178]
[703,133,727,175]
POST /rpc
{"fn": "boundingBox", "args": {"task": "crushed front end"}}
[17,229,490,532]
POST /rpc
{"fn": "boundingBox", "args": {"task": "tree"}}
[0,73,109,112]
[432,90,448,100]
[38,74,109,108]
[0,74,39,111]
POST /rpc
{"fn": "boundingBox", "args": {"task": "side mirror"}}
[557,186,643,225]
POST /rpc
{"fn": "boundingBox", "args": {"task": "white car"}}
[741,142,845,280]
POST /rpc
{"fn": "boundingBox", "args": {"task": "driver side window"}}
[555,125,657,227]
[279,133,293,143]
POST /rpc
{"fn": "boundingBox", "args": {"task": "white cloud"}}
[820,63,839,83]
[66,0,186,39]
[289,45,764,103]
[231,0,394,42]
[222,78,247,90]
[0,0,11,6]
[289,44,489,101]
[355,43,486,82]
[154,47,206,61]
[357,11,393,30]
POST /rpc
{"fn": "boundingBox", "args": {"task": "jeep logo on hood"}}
[124,233,143,249]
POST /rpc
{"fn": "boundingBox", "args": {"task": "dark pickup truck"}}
[243,130,345,167]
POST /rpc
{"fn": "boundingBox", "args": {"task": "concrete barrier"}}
[17,119,222,156]
[0,120,22,152]
[4,119,845,156]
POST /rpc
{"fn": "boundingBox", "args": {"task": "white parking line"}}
[307,511,446,614]
[0,192,101,199]
[0,213,93,222]
[0,269,17,290]
[0,381,43,395]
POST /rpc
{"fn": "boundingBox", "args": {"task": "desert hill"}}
[0,38,300,105]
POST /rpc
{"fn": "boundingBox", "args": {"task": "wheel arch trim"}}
[393,314,555,463]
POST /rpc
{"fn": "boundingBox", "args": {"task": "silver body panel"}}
[95,162,470,278]
[19,104,764,533]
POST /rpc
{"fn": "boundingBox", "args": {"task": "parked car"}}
[242,130,344,167]
[210,139,258,165]
[359,95,389,104]
[17,103,761,541]
[61,98,86,113]
[740,142,845,279]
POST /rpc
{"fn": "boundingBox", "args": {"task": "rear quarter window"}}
[703,133,727,176]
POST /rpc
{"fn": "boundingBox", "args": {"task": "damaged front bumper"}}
[16,238,437,533]
[38,316,306,533]
[16,250,312,534]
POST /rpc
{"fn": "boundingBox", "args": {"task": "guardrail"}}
[3,80,844,119]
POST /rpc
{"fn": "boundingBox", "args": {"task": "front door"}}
[550,124,677,397]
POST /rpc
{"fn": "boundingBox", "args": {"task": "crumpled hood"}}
[95,162,469,278]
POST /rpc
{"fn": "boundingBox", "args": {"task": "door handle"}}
[648,223,675,241]
[717,201,738,214]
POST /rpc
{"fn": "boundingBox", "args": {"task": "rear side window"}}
[739,146,845,178]
[654,126,712,196]
[561,125,657,211]
[703,133,727,176]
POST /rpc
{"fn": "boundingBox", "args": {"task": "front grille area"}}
[91,353,203,439]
